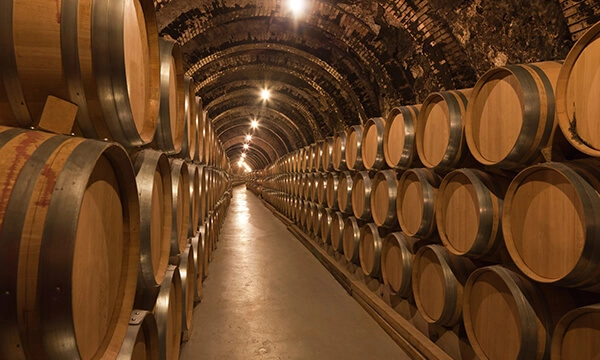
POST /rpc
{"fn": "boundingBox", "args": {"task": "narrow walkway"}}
[180,186,411,360]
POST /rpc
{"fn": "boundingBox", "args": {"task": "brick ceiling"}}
[155,0,599,170]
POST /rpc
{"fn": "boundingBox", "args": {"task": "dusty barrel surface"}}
[0,126,140,359]
[502,160,600,292]
[337,171,354,214]
[396,168,441,238]
[381,232,421,297]
[416,89,472,171]
[169,159,190,256]
[330,211,346,252]
[343,216,363,263]
[359,223,385,278]
[465,62,562,168]
[412,244,475,327]
[436,169,506,260]
[351,171,372,220]
[370,169,400,228]
[551,303,600,360]
[464,265,576,360]
[332,130,348,171]
[362,117,387,170]
[345,125,365,171]
[384,105,421,169]
[154,265,182,360]
[154,38,185,154]
[133,149,173,298]
[117,310,159,360]
[556,21,600,157]
[0,0,159,146]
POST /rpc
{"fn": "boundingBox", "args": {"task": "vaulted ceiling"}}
[155,0,600,170]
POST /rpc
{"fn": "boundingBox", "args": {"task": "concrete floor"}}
[180,186,411,360]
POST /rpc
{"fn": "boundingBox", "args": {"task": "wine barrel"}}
[179,243,195,342]
[0,0,159,147]
[169,159,190,256]
[154,265,182,360]
[551,303,600,360]
[321,136,334,171]
[197,165,207,224]
[181,77,198,161]
[396,168,441,238]
[189,233,204,300]
[320,207,334,245]
[299,146,309,173]
[196,109,206,164]
[381,232,420,297]
[332,130,348,171]
[330,212,346,253]
[351,171,372,220]
[362,117,387,170]
[337,171,354,214]
[412,245,475,327]
[436,169,507,259]
[502,160,600,292]
[384,105,421,169]
[154,38,184,154]
[308,143,320,172]
[359,223,385,278]
[556,21,600,157]
[465,62,562,168]
[311,203,324,237]
[133,149,173,297]
[343,216,363,263]
[416,89,472,171]
[346,125,365,171]
[371,169,400,228]
[0,126,140,359]
[188,164,200,237]
[116,310,159,360]
[464,265,576,360]
[316,172,327,205]
[326,172,339,210]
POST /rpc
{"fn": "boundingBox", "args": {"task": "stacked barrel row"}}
[0,1,231,359]
[258,21,600,360]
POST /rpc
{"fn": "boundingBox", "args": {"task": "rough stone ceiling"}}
[155,0,600,170]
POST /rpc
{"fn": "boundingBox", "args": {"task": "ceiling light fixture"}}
[260,88,271,101]
[245,134,252,141]
[288,0,306,17]
[243,143,249,150]
[251,119,259,129]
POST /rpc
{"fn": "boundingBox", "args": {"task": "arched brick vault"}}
[156,0,598,170]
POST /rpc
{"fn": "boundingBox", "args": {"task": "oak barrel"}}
[179,243,195,342]
[465,62,562,168]
[189,233,204,300]
[464,265,576,360]
[343,216,362,263]
[116,310,159,360]
[436,169,506,259]
[370,169,400,228]
[345,125,365,170]
[362,117,387,170]
[381,232,420,298]
[556,21,600,157]
[416,89,472,171]
[0,0,160,147]
[412,244,475,327]
[169,159,190,256]
[396,168,441,238]
[332,130,348,171]
[181,76,198,161]
[337,171,354,214]
[359,223,385,278]
[330,211,345,252]
[320,207,334,245]
[0,126,140,359]
[326,172,339,210]
[153,265,182,360]
[551,303,600,360]
[316,172,327,205]
[351,171,372,220]
[188,164,200,237]
[133,149,173,296]
[321,136,334,171]
[502,160,600,291]
[384,105,421,169]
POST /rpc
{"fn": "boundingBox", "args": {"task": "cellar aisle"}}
[180,185,411,360]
